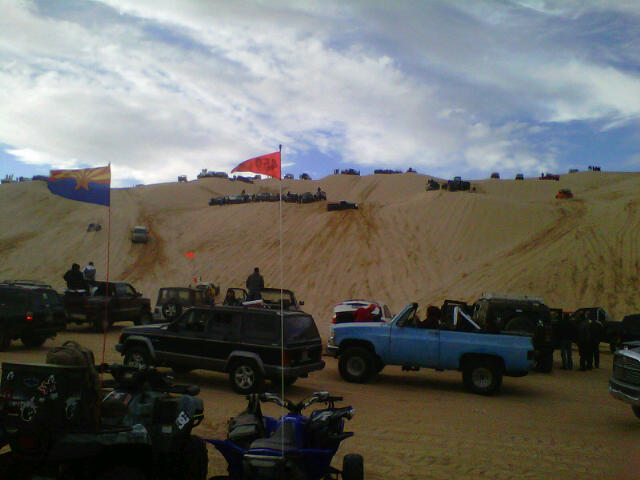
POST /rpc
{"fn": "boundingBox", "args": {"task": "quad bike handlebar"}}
[257,391,347,414]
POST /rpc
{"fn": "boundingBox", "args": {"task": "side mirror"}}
[299,300,304,306]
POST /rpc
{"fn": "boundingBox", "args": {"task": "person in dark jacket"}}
[577,317,593,371]
[557,313,576,370]
[590,316,605,368]
[63,263,88,290]
[246,267,264,301]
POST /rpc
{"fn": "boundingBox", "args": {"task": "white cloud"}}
[0,0,638,185]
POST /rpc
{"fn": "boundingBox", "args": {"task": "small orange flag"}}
[184,251,195,259]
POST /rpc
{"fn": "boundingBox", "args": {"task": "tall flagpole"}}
[279,145,284,404]
[101,164,111,367]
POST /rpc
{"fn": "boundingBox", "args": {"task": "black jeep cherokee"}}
[0,283,67,350]
[115,305,325,394]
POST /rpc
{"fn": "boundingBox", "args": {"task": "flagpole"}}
[278,144,284,404]
[101,164,111,370]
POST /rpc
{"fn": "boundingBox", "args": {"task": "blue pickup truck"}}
[326,302,535,395]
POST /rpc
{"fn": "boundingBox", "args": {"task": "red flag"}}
[184,251,194,259]
[231,151,281,180]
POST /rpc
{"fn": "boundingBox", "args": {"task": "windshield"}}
[392,303,418,326]
[284,315,320,345]
[261,289,295,308]
[134,227,147,234]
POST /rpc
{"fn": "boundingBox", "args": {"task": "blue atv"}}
[207,391,363,480]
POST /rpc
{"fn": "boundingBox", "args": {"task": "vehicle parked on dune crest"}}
[556,189,573,199]
[539,173,560,181]
[326,302,535,395]
[327,201,358,211]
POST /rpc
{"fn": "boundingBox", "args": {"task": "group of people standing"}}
[556,311,604,370]
[63,262,96,290]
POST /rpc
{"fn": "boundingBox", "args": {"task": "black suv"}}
[115,305,325,394]
[0,282,67,350]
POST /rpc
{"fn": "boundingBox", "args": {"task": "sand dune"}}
[2,171,639,323]
[2,171,640,479]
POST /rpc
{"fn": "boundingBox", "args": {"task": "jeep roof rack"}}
[480,292,545,303]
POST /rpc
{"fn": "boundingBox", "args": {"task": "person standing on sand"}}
[590,314,604,368]
[246,267,264,301]
[577,317,593,371]
[63,263,87,290]
[83,261,96,281]
[557,313,575,370]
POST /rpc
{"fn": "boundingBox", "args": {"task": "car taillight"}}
[331,316,336,324]
[25,312,33,322]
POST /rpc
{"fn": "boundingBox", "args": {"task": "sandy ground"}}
[2,172,640,478]
[0,328,636,480]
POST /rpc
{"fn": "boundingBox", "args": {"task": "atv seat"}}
[248,420,298,454]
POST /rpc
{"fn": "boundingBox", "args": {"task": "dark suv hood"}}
[123,324,167,335]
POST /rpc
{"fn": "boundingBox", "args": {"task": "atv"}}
[0,352,206,480]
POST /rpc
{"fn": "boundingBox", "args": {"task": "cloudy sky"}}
[1,0,639,187]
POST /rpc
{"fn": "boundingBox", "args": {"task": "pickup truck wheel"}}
[229,360,264,394]
[124,347,152,369]
[633,406,640,420]
[463,359,502,395]
[21,335,46,348]
[339,347,374,383]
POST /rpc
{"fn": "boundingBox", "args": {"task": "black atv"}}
[0,361,207,479]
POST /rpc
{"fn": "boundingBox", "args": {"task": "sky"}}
[1,0,639,187]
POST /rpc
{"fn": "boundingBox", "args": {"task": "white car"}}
[331,299,392,324]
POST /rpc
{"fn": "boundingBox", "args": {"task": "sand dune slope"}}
[1,171,639,324]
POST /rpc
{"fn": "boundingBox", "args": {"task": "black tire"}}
[633,406,640,420]
[228,359,264,394]
[338,347,374,383]
[343,453,364,480]
[162,303,182,321]
[0,331,11,351]
[135,312,153,326]
[21,335,46,348]
[124,346,152,369]
[462,358,503,395]
[536,352,554,373]
[178,436,208,480]
[96,466,146,480]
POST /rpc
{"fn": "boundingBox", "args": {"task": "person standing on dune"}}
[246,267,264,301]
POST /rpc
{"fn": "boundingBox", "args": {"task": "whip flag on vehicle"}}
[48,166,111,206]
[231,151,281,180]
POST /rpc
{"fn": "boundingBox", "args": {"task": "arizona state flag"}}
[231,151,281,180]
[48,166,111,206]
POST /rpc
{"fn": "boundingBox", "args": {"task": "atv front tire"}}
[343,453,364,480]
